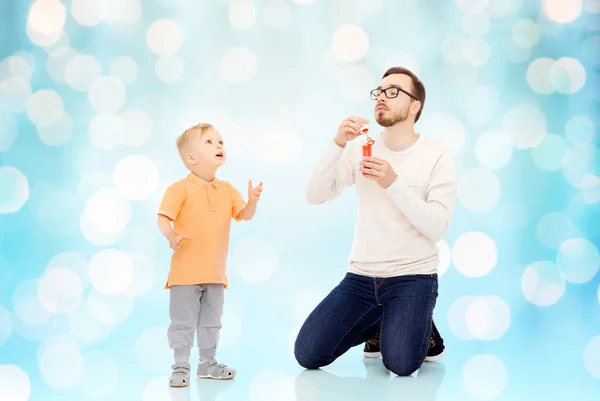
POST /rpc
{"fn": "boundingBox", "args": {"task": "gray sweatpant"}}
[167,284,224,364]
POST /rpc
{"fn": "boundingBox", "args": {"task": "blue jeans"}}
[294,273,438,376]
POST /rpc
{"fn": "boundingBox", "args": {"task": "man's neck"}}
[382,120,419,152]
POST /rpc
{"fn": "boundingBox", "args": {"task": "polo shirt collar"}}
[187,173,221,189]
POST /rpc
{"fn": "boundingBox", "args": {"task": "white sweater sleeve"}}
[383,152,457,242]
[305,140,355,204]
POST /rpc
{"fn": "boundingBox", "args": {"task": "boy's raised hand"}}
[248,180,263,203]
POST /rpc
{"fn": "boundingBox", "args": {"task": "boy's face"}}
[186,128,226,168]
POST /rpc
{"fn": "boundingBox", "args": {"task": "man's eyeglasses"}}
[370,86,418,101]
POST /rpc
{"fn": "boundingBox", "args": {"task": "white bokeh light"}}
[36,188,82,236]
[521,261,566,307]
[78,170,113,201]
[502,103,547,149]
[456,0,489,13]
[0,166,29,214]
[419,113,466,155]
[27,89,63,127]
[452,232,498,277]
[37,267,84,314]
[89,76,126,113]
[13,280,52,325]
[89,113,125,150]
[229,0,256,29]
[556,237,600,283]
[542,0,583,23]
[504,38,531,63]
[0,111,17,152]
[36,113,73,146]
[0,306,12,346]
[565,116,595,144]
[0,76,32,113]
[562,143,599,189]
[120,109,153,147]
[466,296,511,340]
[264,0,292,30]
[220,304,243,348]
[68,301,112,343]
[337,65,376,103]
[221,47,258,84]
[437,240,451,276]
[83,187,131,234]
[47,251,89,289]
[110,56,138,84]
[28,0,66,36]
[88,289,134,325]
[448,295,478,340]
[232,237,279,283]
[136,327,172,372]
[463,37,491,66]
[537,212,580,249]
[549,57,586,94]
[462,13,490,36]
[530,134,568,171]
[40,343,85,390]
[1,55,34,80]
[442,35,466,64]
[357,0,384,13]
[331,24,369,62]
[65,54,102,92]
[0,365,31,401]
[82,350,120,397]
[26,25,62,48]
[527,58,555,94]
[512,19,540,48]
[146,20,183,56]
[584,0,600,12]
[71,0,108,26]
[464,85,498,126]
[113,155,159,200]
[385,53,420,77]
[584,335,600,379]
[46,47,77,85]
[119,226,159,256]
[89,249,134,294]
[254,128,303,164]
[80,212,124,246]
[474,130,513,169]
[462,354,508,400]
[458,167,502,213]
[155,56,183,83]
[123,252,157,298]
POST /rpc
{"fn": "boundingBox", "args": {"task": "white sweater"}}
[305,132,457,277]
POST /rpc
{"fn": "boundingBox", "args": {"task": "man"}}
[294,67,456,376]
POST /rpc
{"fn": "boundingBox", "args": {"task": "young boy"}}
[157,123,263,387]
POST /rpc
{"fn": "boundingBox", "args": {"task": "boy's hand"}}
[248,180,263,203]
[168,232,191,251]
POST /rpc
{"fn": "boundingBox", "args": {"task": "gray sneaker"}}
[169,362,191,387]
[196,359,236,380]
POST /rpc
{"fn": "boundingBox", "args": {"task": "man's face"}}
[372,74,420,127]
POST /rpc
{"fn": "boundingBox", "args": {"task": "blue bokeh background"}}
[0,0,599,400]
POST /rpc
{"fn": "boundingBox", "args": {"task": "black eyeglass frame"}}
[370,86,418,101]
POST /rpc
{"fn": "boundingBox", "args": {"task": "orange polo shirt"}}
[158,173,246,289]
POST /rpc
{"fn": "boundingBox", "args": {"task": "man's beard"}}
[375,107,409,127]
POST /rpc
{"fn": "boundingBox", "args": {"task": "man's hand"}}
[248,180,263,203]
[334,116,369,148]
[359,156,398,189]
[168,232,191,251]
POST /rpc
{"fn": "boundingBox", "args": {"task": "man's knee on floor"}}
[293,338,327,369]
[383,356,422,377]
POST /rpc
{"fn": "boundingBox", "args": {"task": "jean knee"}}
[383,355,422,376]
[294,340,322,369]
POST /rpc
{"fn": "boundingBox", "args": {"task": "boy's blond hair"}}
[176,123,214,159]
